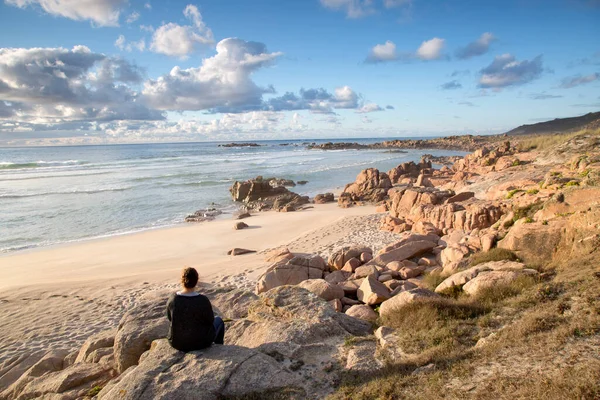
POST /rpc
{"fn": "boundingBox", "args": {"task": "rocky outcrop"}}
[230,176,309,212]
[327,246,373,271]
[498,219,566,264]
[314,193,335,204]
[338,168,392,205]
[298,279,345,301]
[379,288,440,320]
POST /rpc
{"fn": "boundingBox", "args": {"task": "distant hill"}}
[505,111,600,136]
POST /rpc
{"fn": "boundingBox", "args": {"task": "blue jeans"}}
[213,316,225,344]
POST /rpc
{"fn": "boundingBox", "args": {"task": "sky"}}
[0,0,599,145]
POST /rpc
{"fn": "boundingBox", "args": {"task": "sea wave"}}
[0,160,86,170]
[0,186,132,199]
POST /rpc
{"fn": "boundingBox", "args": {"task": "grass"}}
[516,128,600,152]
[87,386,103,397]
[526,188,539,195]
[506,189,523,199]
[469,248,519,266]
[422,272,446,291]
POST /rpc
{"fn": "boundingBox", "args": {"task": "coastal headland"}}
[1,121,599,399]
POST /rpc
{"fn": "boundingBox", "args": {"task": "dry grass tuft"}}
[516,127,600,152]
[469,248,519,266]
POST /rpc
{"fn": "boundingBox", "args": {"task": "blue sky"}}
[0,0,598,144]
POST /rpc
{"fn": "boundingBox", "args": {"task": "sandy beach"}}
[0,203,400,375]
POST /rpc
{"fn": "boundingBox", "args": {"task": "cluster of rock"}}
[185,208,222,223]
[218,142,262,147]
[2,283,398,399]
[255,233,448,324]
[229,176,310,212]
[305,135,501,152]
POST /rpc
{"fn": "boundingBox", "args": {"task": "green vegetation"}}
[87,386,103,397]
[580,169,590,178]
[506,189,523,199]
[565,181,580,187]
[469,248,519,266]
[526,188,539,195]
[511,160,520,167]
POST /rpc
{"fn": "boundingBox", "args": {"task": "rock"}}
[256,254,327,294]
[75,329,116,363]
[345,305,379,323]
[445,191,475,204]
[324,270,352,284]
[345,340,383,372]
[411,221,440,236]
[15,363,114,400]
[337,279,363,296]
[298,279,345,301]
[435,261,532,294]
[378,233,440,255]
[228,248,256,256]
[379,289,440,320]
[203,286,259,319]
[481,233,496,252]
[235,212,251,220]
[462,270,520,296]
[440,244,470,270]
[341,297,362,306]
[498,219,566,264]
[234,221,249,230]
[328,246,373,271]
[113,290,171,373]
[263,247,294,263]
[370,240,437,267]
[386,261,403,272]
[230,177,309,212]
[374,326,404,359]
[297,180,308,185]
[340,168,392,204]
[378,274,393,283]
[399,266,424,280]
[343,257,362,272]
[357,275,391,305]
[354,265,379,279]
[314,193,335,204]
[98,340,305,400]
[360,252,372,263]
[329,298,343,312]
[389,281,419,296]
[0,350,69,400]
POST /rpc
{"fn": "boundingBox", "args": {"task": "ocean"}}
[0,139,466,253]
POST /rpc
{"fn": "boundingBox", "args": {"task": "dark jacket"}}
[166,292,216,352]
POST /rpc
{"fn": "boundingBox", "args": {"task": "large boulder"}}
[498,219,566,264]
[345,305,379,323]
[379,289,440,320]
[339,168,392,204]
[369,240,437,267]
[256,254,326,294]
[98,340,305,400]
[298,279,345,301]
[113,290,171,373]
[14,362,114,400]
[0,350,68,400]
[357,275,391,305]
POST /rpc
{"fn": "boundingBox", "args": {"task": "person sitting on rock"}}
[166,267,225,351]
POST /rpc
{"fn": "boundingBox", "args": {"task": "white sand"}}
[0,203,400,370]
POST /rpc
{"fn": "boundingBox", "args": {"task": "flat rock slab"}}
[228,248,257,256]
[370,240,437,266]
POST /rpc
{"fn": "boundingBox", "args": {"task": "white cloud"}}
[361,116,373,123]
[143,38,282,111]
[140,24,154,32]
[416,37,445,60]
[5,0,127,26]
[319,0,375,18]
[367,40,397,62]
[144,2,151,9]
[126,11,140,24]
[115,34,126,50]
[455,32,496,59]
[479,54,543,88]
[114,35,146,52]
[150,4,214,57]
[0,46,162,129]
[356,103,383,113]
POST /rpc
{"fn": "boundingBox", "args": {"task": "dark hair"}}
[181,267,199,289]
